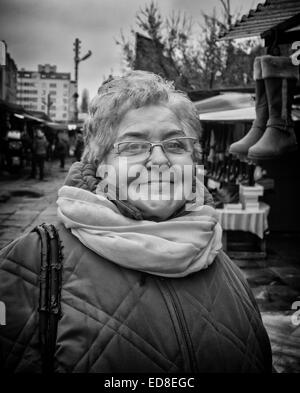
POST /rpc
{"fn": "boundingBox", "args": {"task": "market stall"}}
[196,90,300,256]
[0,98,69,174]
[217,0,300,234]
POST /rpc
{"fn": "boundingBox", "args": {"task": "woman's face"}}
[99,105,195,220]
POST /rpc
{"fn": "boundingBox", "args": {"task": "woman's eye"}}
[165,140,184,151]
[119,142,148,155]
[127,143,144,151]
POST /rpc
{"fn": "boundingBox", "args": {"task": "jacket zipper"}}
[158,278,197,373]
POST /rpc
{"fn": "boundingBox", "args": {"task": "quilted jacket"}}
[0,162,273,373]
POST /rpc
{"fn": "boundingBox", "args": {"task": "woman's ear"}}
[95,152,110,177]
[96,161,104,179]
[192,163,197,194]
[192,142,202,165]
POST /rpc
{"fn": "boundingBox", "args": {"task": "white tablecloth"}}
[216,202,270,239]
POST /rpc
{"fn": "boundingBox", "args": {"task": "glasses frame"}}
[113,137,198,158]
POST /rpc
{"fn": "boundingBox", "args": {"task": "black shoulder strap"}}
[33,223,63,374]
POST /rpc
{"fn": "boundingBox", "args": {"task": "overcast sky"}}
[0,0,262,100]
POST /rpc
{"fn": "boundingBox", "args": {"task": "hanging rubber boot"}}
[229,57,268,156]
[248,56,299,160]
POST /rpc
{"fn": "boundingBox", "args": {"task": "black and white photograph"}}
[0,0,300,377]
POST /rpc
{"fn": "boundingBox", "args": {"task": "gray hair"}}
[82,71,202,164]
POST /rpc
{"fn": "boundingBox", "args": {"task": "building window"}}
[62,113,67,118]
[21,97,38,102]
[49,90,56,95]
[49,83,57,88]
[17,90,38,95]
[63,83,69,88]
[24,104,37,110]
[63,91,68,97]
[18,82,35,87]
[63,98,68,104]
[41,105,45,110]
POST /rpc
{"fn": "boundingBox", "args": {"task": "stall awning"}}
[195,92,255,122]
[45,122,68,131]
[196,91,300,122]
[14,113,44,122]
[194,92,255,114]
[14,113,67,129]
[219,0,300,41]
[200,107,255,122]
[200,107,300,122]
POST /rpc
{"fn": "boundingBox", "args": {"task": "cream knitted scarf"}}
[57,185,222,278]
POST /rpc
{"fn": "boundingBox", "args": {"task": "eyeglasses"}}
[113,137,197,160]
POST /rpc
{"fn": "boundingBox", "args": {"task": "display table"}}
[216,202,270,258]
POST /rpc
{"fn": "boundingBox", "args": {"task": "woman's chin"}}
[131,199,183,221]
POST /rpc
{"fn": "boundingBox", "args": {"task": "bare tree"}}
[136,1,163,43]
[115,29,135,70]
[116,0,264,90]
[200,8,224,89]
[201,0,264,87]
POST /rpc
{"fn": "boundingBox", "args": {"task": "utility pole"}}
[0,40,7,101]
[73,38,92,123]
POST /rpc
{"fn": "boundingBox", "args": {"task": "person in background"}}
[55,134,69,170]
[74,131,84,162]
[21,130,33,169]
[30,128,48,181]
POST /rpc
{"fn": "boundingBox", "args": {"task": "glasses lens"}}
[163,138,194,154]
[117,141,150,157]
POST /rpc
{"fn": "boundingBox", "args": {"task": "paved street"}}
[0,160,300,373]
[0,159,71,249]
[234,248,300,373]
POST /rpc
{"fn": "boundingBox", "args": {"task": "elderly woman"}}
[0,71,272,373]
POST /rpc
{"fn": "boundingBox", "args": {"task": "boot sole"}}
[229,150,248,159]
[248,144,298,160]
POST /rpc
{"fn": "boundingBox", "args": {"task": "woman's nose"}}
[147,145,170,166]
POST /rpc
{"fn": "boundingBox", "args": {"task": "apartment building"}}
[0,50,18,104]
[17,64,73,121]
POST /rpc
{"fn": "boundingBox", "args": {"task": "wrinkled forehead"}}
[115,105,191,141]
